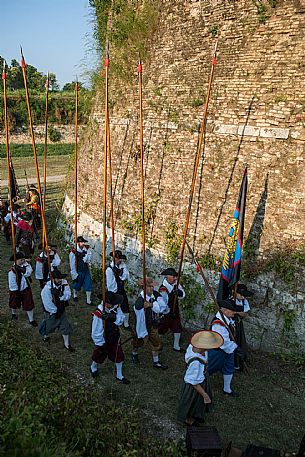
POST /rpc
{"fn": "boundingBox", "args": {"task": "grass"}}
[0,158,304,453]
[0,154,71,181]
[0,143,74,158]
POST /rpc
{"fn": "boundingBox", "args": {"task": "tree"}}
[62,81,86,92]
[48,73,59,92]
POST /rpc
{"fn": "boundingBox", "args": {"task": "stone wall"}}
[63,0,305,352]
[0,124,84,144]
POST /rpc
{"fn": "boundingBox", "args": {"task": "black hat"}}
[109,250,127,260]
[77,236,88,243]
[236,284,254,297]
[38,243,57,250]
[161,267,178,277]
[97,291,124,305]
[52,269,68,280]
[10,252,26,261]
[218,298,237,312]
[21,212,32,221]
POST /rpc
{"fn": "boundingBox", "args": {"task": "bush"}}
[48,126,62,142]
[0,319,185,457]
[0,143,73,158]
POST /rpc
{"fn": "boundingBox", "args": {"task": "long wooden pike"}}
[74,77,78,251]
[174,42,218,311]
[2,61,17,262]
[138,56,146,299]
[20,47,53,286]
[102,45,109,304]
[42,73,49,249]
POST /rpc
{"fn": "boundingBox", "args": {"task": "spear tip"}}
[20,45,24,57]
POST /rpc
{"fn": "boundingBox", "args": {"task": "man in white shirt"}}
[208,298,245,397]
[8,251,37,326]
[35,243,61,289]
[69,236,92,305]
[40,269,74,352]
[106,250,130,329]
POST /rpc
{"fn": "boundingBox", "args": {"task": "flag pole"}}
[74,77,78,252]
[102,45,109,305]
[42,73,49,249]
[107,111,116,260]
[20,47,53,286]
[2,61,17,262]
[138,56,146,299]
[174,41,218,311]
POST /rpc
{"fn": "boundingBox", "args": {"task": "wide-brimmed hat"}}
[236,284,254,297]
[191,330,224,350]
[218,298,237,312]
[109,250,127,260]
[105,291,124,306]
[38,243,57,250]
[161,267,178,277]
[77,236,88,243]
[10,252,26,261]
[138,277,157,287]
[52,270,68,280]
[21,212,32,221]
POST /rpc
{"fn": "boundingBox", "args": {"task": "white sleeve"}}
[184,360,205,385]
[83,249,92,264]
[92,316,105,346]
[41,286,57,314]
[243,299,250,312]
[69,252,78,280]
[115,307,125,326]
[35,260,43,280]
[212,323,237,354]
[8,271,18,291]
[159,290,169,306]
[60,283,71,301]
[52,253,61,268]
[120,264,129,281]
[156,295,169,314]
[4,213,10,223]
[24,263,32,277]
[106,267,118,292]
[178,284,186,299]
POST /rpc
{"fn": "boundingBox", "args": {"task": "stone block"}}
[259,127,289,139]
[214,124,238,135]
[237,125,260,136]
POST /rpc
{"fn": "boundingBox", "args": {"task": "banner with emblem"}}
[9,157,20,203]
[217,168,248,302]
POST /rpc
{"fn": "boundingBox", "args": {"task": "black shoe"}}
[173,347,183,353]
[64,345,76,353]
[11,314,18,320]
[116,377,130,385]
[131,354,139,364]
[29,320,38,327]
[153,362,168,370]
[224,390,240,397]
[73,296,78,303]
[89,367,98,378]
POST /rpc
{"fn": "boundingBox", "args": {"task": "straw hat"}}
[191,330,224,350]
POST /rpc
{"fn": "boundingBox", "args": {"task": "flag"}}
[9,157,20,203]
[217,168,248,302]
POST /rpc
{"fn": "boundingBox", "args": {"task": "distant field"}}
[0,143,73,158]
[0,154,71,180]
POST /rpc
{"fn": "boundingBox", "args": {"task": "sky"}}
[2,0,99,88]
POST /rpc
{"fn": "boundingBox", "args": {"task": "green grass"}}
[0,143,73,158]
[0,154,71,181]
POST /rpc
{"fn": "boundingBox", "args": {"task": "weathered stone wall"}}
[63,0,305,352]
[0,124,84,144]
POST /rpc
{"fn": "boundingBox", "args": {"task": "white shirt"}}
[106,261,129,293]
[8,262,32,291]
[91,303,124,346]
[134,290,168,338]
[184,344,207,385]
[35,252,61,280]
[159,278,185,314]
[4,211,19,225]
[41,280,71,314]
[236,298,250,313]
[211,311,237,354]
[69,245,92,280]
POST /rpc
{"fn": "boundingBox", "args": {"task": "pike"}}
[42,73,49,249]
[138,56,146,298]
[2,61,16,262]
[107,110,115,260]
[102,44,110,305]
[20,47,54,286]
[24,169,29,188]
[174,42,218,312]
[74,77,78,254]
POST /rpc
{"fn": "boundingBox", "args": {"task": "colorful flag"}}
[9,157,20,203]
[217,168,248,302]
